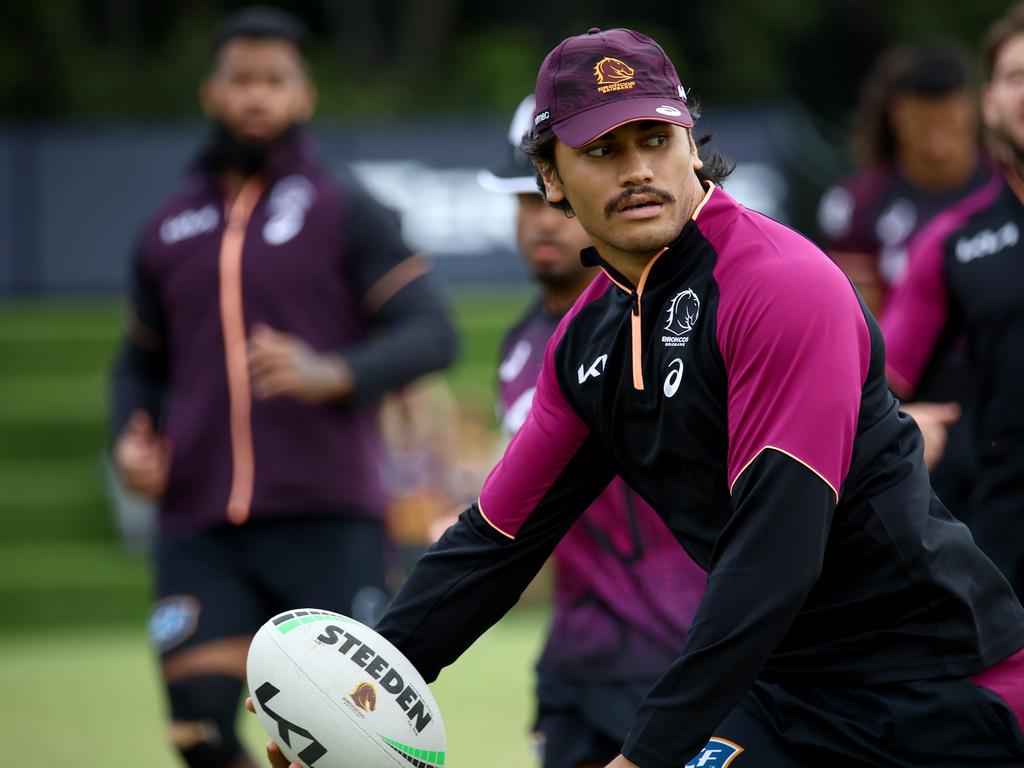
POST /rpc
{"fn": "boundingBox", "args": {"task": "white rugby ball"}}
[247,609,446,768]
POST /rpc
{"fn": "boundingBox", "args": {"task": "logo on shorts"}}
[685,737,745,767]
[595,57,636,93]
[349,682,377,713]
[148,595,200,653]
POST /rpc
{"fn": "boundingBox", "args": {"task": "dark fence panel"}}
[0,108,827,297]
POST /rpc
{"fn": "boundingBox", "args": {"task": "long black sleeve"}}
[622,449,835,768]
[341,182,458,402]
[375,434,615,683]
[343,268,458,402]
[110,249,168,435]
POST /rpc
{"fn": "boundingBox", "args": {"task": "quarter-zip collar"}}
[579,182,716,290]
[579,182,716,390]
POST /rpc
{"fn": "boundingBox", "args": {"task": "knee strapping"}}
[166,675,247,768]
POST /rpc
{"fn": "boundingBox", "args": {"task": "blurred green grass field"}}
[0,609,548,768]
[0,287,543,767]
[0,287,531,626]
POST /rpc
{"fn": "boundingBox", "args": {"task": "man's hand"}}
[901,401,961,469]
[248,324,355,403]
[605,756,639,768]
[246,697,300,768]
[114,410,171,499]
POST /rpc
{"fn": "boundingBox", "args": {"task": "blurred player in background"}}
[110,7,456,768]
[883,2,1024,601]
[479,95,706,768]
[818,42,990,313]
[379,375,461,579]
[817,43,994,517]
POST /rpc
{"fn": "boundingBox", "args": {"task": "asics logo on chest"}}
[663,358,684,398]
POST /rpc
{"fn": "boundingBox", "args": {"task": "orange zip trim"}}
[219,178,264,525]
[629,247,669,390]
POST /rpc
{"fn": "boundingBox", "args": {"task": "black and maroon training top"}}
[378,184,1024,768]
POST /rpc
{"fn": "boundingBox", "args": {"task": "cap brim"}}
[552,97,694,148]
[477,169,540,195]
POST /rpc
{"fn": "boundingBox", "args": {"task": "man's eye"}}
[585,145,611,157]
[646,134,668,146]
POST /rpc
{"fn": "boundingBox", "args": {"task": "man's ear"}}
[689,131,704,173]
[539,160,566,203]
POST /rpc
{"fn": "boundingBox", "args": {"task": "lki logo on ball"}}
[594,56,636,93]
[350,682,377,713]
[685,737,744,767]
[254,682,328,766]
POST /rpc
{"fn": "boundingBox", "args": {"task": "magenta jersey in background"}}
[497,302,706,681]
[817,161,993,291]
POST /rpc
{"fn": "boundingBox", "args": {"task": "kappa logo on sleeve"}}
[578,353,608,384]
[685,737,744,767]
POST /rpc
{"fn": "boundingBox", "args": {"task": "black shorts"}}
[687,677,1024,767]
[148,515,389,659]
[533,675,654,768]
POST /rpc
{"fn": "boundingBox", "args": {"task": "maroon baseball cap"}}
[533,27,693,148]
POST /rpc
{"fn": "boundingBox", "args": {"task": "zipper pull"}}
[630,289,639,316]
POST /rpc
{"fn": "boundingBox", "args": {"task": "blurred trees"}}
[0,0,1015,128]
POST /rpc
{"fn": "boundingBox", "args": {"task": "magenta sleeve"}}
[716,254,870,499]
[879,220,952,395]
[478,279,609,538]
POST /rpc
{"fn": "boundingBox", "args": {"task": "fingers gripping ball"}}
[247,609,447,768]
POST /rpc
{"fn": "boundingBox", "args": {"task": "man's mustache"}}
[605,185,675,218]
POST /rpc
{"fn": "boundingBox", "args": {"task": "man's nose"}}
[618,146,653,186]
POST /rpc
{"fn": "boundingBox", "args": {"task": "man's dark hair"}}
[519,99,735,216]
[851,43,975,168]
[212,5,310,59]
[982,2,1024,81]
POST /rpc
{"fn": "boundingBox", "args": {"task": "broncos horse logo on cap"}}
[594,57,636,92]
